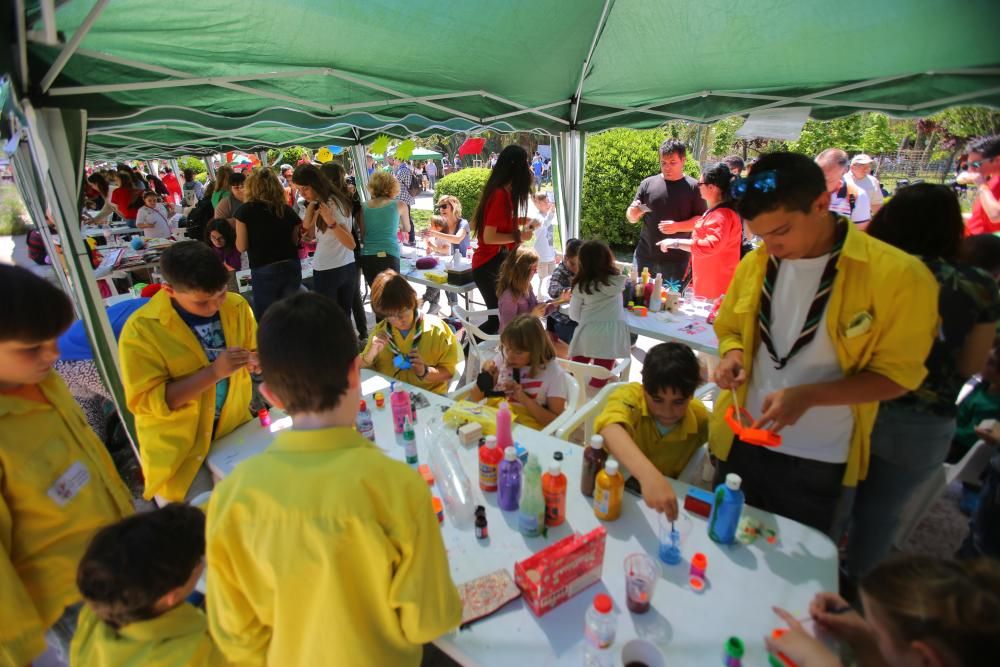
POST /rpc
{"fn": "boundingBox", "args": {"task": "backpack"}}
[836,182,859,213]
[26,229,48,265]
[184,195,215,241]
[406,169,422,197]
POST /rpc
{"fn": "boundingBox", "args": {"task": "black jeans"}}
[360,254,400,288]
[351,265,368,339]
[313,262,358,323]
[634,249,688,283]
[472,251,506,336]
[714,438,846,536]
[250,259,302,321]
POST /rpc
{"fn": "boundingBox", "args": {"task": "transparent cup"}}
[657,512,693,565]
[624,553,660,614]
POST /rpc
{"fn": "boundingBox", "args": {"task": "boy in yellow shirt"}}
[119,241,258,503]
[71,503,228,666]
[207,292,462,666]
[594,342,709,520]
[0,265,134,667]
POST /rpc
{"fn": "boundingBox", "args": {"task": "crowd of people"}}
[4,133,1000,667]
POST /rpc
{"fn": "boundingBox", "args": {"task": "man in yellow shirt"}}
[71,503,228,666]
[0,266,134,667]
[119,241,257,503]
[207,292,462,666]
[711,152,939,534]
[594,343,709,520]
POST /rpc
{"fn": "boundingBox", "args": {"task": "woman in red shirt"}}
[109,168,142,226]
[471,145,536,334]
[658,163,743,299]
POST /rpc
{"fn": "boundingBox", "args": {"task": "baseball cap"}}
[279,163,293,171]
[851,154,873,165]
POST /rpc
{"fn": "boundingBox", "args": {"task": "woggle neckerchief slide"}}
[724,389,782,448]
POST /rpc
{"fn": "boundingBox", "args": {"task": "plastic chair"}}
[893,440,993,548]
[556,357,632,406]
[451,304,500,383]
[447,373,580,437]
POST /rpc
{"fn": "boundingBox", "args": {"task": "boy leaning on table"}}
[710,152,939,535]
[206,292,461,666]
[594,342,710,520]
[0,265,134,667]
[119,241,258,504]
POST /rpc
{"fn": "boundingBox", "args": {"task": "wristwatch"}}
[417,364,430,380]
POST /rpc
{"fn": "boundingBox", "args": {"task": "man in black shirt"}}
[626,140,706,282]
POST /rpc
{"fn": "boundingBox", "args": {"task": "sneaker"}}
[427,302,441,316]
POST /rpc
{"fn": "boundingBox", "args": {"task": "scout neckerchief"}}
[386,309,424,373]
[758,217,847,370]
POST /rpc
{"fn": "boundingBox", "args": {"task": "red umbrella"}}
[458,137,486,156]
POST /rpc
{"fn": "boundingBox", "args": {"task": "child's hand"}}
[502,380,527,404]
[766,608,842,667]
[408,350,428,378]
[808,593,870,645]
[365,333,390,364]
[212,347,250,379]
[531,303,549,318]
[974,426,1000,446]
[246,351,261,375]
[639,473,678,519]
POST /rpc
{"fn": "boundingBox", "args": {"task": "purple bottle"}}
[497,447,522,511]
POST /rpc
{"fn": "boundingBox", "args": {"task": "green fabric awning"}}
[5,0,996,160]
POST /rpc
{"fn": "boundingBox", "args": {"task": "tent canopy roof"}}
[9,0,1000,158]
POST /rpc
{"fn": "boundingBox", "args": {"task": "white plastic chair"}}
[893,440,994,548]
[556,357,632,406]
[452,304,500,384]
[447,372,580,437]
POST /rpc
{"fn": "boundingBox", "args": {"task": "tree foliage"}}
[266,146,311,167]
[177,156,206,174]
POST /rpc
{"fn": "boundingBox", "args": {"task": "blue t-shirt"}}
[172,303,229,417]
[58,298,150,361]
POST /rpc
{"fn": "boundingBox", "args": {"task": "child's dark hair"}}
[734,152,827,221]
[573,239,618,295]
[641,342,701,398]
[564,238,583,258]
[860,556,1000,667]
[0,264,74,342]
[204,218,236,248]
[159,240,229,293]
[867,183,964,261]
[76,503,205,630]
[961,234,1000,277]
[258,292,356,413]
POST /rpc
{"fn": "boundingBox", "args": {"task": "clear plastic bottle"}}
[356,400,375,441]
[427,422,475,527]
[583,593,616,667]
[517,454,545,537]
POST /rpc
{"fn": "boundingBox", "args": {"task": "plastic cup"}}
[621,638,666,667]
[624,553,659,614]
[657,512,693,565]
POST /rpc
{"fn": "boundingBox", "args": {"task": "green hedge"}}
[177,156,206,175]
[434,168,490,221]
[0,185,31,236]
[580,129,701,247]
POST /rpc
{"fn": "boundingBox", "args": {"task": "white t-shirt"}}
[829,181,871,223]
[135,204,172,238]
[495,355,568,409]
[533,208,557,263]
[312,200,355,271]
[844,172,884,208]
[744,253,853,463]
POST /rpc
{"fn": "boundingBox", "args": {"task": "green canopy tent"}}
[1,0,997,451]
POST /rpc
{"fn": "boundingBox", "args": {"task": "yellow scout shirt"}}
[0,372,133,667]
[593,383,710,478]
[711,219,939,486]
[206,427,462,667]
[119,290,256,501]
[363,313,462,394]
[70,603,229,667]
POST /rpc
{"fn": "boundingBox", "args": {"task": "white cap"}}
[604,459,619,476]
[850,153,873,165]
[504,447,518,461]
[589,435,604,449]
[548,460,561,474]
[485,435,497,448]
[725,473,742,491]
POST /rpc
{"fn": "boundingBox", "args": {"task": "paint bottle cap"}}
[359,400,368,412]
[593,593,613,614]
[725,637,745,658]
[503,447,518,461]
[485,435,497,449]
[589,435,604,449]
[692,552,707,569]
[604,458,619,476]
[726,473,743,491]
[548,460,561,475]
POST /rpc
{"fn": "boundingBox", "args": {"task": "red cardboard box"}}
[514,526,607,616]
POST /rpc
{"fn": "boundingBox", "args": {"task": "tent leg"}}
[552,130,584,242]
[350,143,370,203]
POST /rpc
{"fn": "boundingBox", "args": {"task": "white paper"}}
[736,107,812,141]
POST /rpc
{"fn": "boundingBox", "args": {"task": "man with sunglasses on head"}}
[963,135,1000,236]
[710,152,938,535]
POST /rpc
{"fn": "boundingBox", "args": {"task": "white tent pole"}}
[910,86,1000,110]
[480,93,569,126]
[48,68,328,96]
[579,94,708,125]
[350,143,370,203]
[483,99,572,123]
[39,0,111,93]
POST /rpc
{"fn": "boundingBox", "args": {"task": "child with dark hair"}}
[711,152,939,535]
[70,504,226,666]
[205,218,242,292]
[568,239,631,385]
[594,342,709,518]
[961,232,1000,281]
[206,292,461,665]
[547,238,583,299]
[0,265,134,666]
[119,241,258,503]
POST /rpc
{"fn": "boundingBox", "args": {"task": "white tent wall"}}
[551,130,585,243]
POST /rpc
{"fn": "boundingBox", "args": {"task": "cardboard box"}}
[514,526,607,616]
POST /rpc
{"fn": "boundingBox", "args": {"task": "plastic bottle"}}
[403,416,418,464]
[648,272,664,312]
[593,458,624,521]
[478,435,502,492]
[390,382,411,434]
[356,400,375,441]
[580,435,608,497]
[497,446,522,511]
[583,593,617,667]
[642,279,655,307]
[427,433,475,527]
[542,459,567,527]
[518,455,545,537]
[495,401,513,451]
[708,473,745,544]
[258,408,271,427]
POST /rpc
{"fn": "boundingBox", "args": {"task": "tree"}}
[858,113,897,156]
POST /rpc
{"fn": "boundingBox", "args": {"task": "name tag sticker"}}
[47,461,90,506]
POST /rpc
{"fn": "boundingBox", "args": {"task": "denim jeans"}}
[250,259,302,320]
[44,602,82,664]
[313,262,358,321]
[424,286,458,306]
[845,403,955,577]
